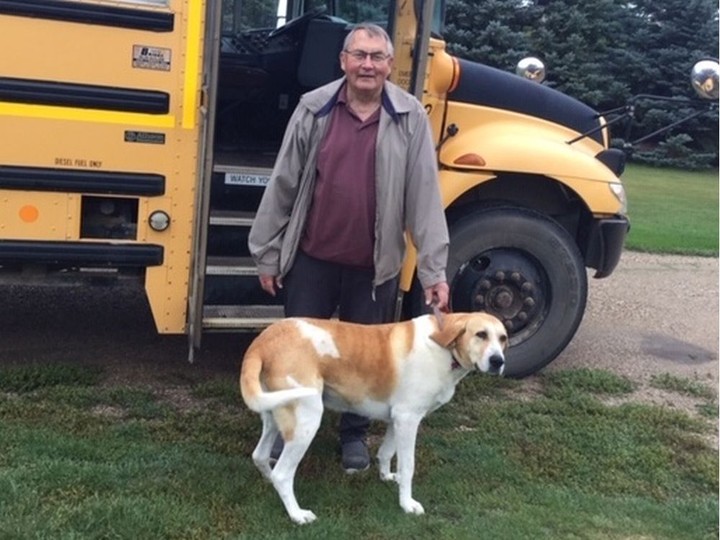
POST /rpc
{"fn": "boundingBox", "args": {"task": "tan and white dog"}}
[239,312,508,524]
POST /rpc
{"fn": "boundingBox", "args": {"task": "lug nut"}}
[524,297,535,308]
[521,281,534,293]
[495,271,505,281]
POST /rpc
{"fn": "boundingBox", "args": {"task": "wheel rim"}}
[450,248,550,344]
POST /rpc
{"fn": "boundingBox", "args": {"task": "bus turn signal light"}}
[453,153,486,167]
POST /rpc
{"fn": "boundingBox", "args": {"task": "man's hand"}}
[259,274,283,297]
[424,281,449,312]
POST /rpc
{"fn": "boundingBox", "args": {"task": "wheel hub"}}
[451,249,547,335]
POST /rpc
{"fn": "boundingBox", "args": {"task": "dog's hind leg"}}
[271,394,323,524]
[252,411,279,480]
[378,422,398,482]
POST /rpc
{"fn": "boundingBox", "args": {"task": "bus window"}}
[335,0,388,24]
[222,0,282,35]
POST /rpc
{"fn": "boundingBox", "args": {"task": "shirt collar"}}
[317,81,399,123]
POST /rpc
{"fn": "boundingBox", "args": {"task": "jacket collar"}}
[309,78,408,123]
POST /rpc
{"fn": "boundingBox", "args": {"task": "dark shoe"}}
[269,435,284,466]
[341,440,370,474]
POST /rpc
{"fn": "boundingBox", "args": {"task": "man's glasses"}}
[344,49,391,64]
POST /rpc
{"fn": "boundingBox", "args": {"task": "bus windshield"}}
[221,0,391,35]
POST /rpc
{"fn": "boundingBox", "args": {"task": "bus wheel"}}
[447,207,588,378]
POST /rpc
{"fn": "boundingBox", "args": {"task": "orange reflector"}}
[453,153,486,166]
[19,205,39,223]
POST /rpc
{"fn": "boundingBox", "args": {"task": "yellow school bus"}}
[0,0,633,376]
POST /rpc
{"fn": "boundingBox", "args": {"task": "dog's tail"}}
[240,348,318,413]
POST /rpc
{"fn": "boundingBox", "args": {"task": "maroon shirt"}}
[300,86,380,268]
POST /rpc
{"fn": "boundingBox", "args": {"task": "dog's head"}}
[430,312,508,375]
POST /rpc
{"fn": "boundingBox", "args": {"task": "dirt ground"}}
[549,252,718,413]
[0,251,717,419]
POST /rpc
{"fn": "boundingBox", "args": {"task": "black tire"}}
[447,207,588,378]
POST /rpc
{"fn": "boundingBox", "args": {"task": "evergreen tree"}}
[528,0,641,108]
[444,0,536,71]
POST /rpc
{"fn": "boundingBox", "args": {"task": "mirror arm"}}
[436,123,459,151]
[628,106,715,147]
[629,93,695,105]
[569,92,716,147]
[567,109,632,145]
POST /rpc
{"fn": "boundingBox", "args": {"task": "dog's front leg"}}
[392,411,425,515]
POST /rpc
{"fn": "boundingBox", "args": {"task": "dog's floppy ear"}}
[429,317,466,349]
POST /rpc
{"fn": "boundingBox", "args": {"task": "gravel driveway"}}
[0,252,717,415]
[550,252,718,403]
[544,251,718,437]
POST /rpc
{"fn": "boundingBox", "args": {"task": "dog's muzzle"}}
[487,354,505,375]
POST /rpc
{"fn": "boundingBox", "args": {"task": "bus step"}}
[209,210,255,227]
[206,256,256,276]
[202,304,283,330]
[213,151,275,173]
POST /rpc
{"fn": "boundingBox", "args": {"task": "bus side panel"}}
[0,0,206,333]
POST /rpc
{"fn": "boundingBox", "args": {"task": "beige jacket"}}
[248,77,449,289]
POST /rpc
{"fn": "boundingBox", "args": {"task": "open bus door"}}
[185,0,458,361]
[187,1,223,362]
[186,0,410,360]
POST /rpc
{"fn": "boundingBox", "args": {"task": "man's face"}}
[340,30,393,97]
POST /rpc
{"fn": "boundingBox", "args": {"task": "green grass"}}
[540,367,636,399]
[650,373,719,419]
[0,363,717,539]
[0,363,103,392]
[622,164,719,256]
[650,373,717,400]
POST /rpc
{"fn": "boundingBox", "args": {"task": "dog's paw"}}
[401,499,425,515]
[289,509,317,525]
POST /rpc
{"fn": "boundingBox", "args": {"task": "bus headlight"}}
[609,183,627,214]
[149,210,171,232]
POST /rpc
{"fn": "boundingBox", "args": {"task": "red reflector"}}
[453,153,486,166]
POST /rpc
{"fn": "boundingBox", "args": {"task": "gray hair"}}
[343,23,394,57]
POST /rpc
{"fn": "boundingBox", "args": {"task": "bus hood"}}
[448,58,605,146]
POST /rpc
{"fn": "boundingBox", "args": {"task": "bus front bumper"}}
[585,216,630,279]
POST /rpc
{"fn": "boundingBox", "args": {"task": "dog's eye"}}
[500,334,508,344]
[475,331,488,340]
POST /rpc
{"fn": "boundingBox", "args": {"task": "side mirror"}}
[516,57,546,83]
[690,59,719,100]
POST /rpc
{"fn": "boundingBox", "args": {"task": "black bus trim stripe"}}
[0,165,166,196]
[0,77,169,115]
[0,0,174,32]
[0,240,164,267]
